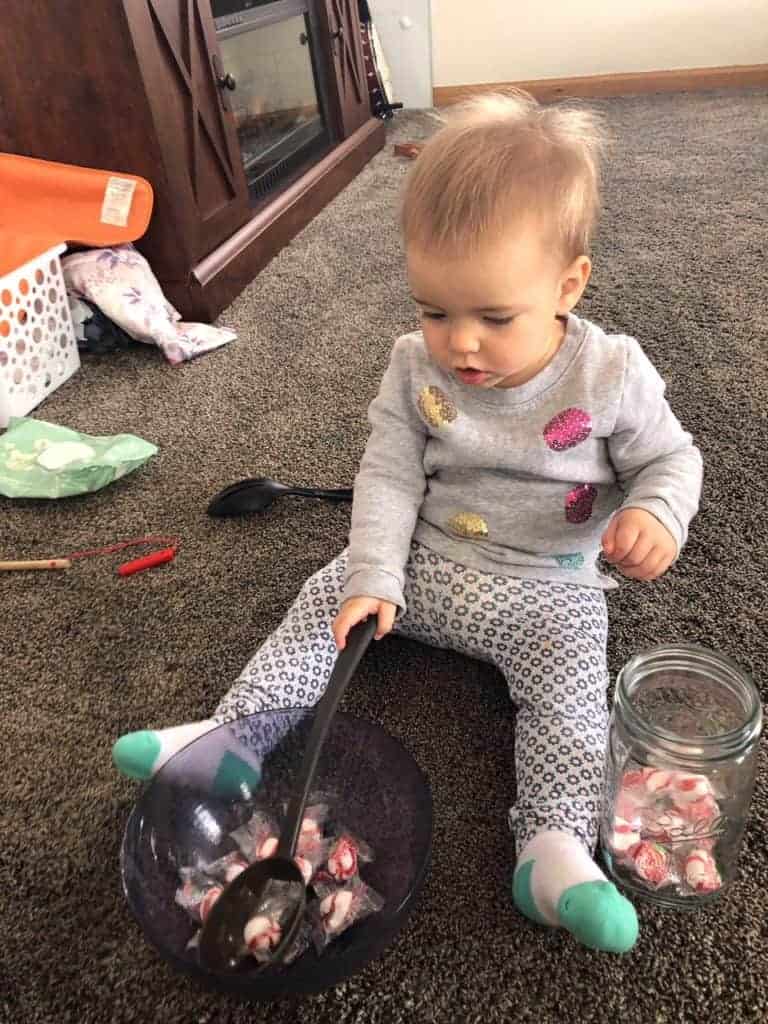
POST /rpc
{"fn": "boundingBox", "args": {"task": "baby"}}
[114,91,703,954]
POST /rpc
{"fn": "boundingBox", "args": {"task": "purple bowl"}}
[120,709,433,999]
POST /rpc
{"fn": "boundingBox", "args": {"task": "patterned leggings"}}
[215,542,610,855]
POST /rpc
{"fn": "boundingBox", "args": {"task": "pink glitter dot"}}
[565,483,597,523]
[543,407,592,451]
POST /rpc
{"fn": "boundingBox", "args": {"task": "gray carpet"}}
[3,89,768,1024]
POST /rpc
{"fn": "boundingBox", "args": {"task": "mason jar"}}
[600,643,762,909]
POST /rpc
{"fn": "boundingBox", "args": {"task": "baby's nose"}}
[449,324,481,352]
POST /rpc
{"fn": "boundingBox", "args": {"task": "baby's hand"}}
[602,508,677,581]
[333,596,397,651]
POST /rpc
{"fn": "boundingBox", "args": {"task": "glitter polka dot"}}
[554,553,585,570]
[565,484,597,524]
[544,408,592,451]
[418,385,458,428]
[448,512,489,539]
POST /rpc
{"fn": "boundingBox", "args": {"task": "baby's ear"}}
[557,255,592,313]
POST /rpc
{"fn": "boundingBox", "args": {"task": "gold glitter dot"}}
[417,385,457,428]
[448,512,489,539]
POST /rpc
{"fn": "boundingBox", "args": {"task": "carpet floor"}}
[3,89,767,1024]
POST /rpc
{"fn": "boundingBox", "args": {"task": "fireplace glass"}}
[213,0,333,202]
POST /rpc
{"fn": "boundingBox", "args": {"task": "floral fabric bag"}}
[62,244,236,365]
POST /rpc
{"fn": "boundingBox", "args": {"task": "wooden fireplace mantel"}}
[0,0,386,320]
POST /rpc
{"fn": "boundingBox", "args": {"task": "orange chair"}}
[0,153,154,276]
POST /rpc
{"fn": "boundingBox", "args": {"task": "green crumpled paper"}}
[0,417,157,498]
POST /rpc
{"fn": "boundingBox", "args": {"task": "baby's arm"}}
[340,336,428,630]
[605,338,703,578]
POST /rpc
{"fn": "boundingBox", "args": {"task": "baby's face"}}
[407,220,588,389]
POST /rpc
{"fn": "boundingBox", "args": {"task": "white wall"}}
[431,0,768,87]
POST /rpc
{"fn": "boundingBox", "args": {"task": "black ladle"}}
[198,616,378,972]
[207,477,353,518]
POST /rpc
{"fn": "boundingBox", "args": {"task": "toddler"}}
[114,91,703,954]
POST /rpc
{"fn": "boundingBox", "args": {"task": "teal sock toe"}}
[557,881,639,954]
[212,751,262,800]
[512,860,550,926]
[112,731,162,780]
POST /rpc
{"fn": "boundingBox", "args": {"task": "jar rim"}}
[615,642,762,760]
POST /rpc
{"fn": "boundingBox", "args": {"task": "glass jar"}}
[600,643,762,909]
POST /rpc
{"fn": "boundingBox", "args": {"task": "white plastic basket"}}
[0,244,80,428]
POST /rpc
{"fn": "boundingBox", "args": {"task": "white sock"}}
[513,830,639,953]
[517,830,606,924]
[112,719,218,779]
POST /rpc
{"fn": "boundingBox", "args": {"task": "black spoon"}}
[198,616,378,973]
[207,477,353,517]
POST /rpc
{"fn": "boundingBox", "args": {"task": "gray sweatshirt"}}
[343,312,703,610]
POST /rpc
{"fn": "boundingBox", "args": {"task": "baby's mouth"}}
[455,368,491,385]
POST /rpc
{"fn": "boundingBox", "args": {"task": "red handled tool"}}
[1,536,180,576]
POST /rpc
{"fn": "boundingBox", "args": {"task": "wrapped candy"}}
[294,856,314,885]
[176,792,384,963]
[175,873,222,922]
[675,794,719,827]
[644,769,678,795]
[204,850,250,884]
[609,817,641,859]
[245,914,313,965]
[295,830,329,875]
[231,809,279,862]
[615,788,645,829]
[291,795,331,843]
[671,773,712,804]
[257,836,279,861]
[621,767,655,790]
[630,841,672,887]
[610,762,727,897]
[243,885,302,963]
[244,913,283,962]
[311,878,385,952]
[199,885,224,922]
[684,848,722,893]
[326,831,372,883]
[225,858,249,883]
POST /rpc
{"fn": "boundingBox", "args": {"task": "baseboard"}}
[433,64,768,106]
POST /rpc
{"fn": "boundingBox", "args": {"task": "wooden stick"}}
[0,558,72,571]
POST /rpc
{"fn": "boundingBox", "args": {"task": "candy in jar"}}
[601,644,762,908]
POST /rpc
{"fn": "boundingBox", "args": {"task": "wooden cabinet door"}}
[123,0,251,262]
[323,0,370,138]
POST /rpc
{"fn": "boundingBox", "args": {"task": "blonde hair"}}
[401,90,609,265]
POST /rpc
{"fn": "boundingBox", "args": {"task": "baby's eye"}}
[483,316,515,326]
[422,311,446,321]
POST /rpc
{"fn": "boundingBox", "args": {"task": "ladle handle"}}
[277,616,378,859]
[290,486,353,502]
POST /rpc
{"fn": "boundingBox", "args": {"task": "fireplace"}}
[213,0,335,203]
[0,0,386,319]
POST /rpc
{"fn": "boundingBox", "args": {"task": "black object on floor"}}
[207,477,353,517]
